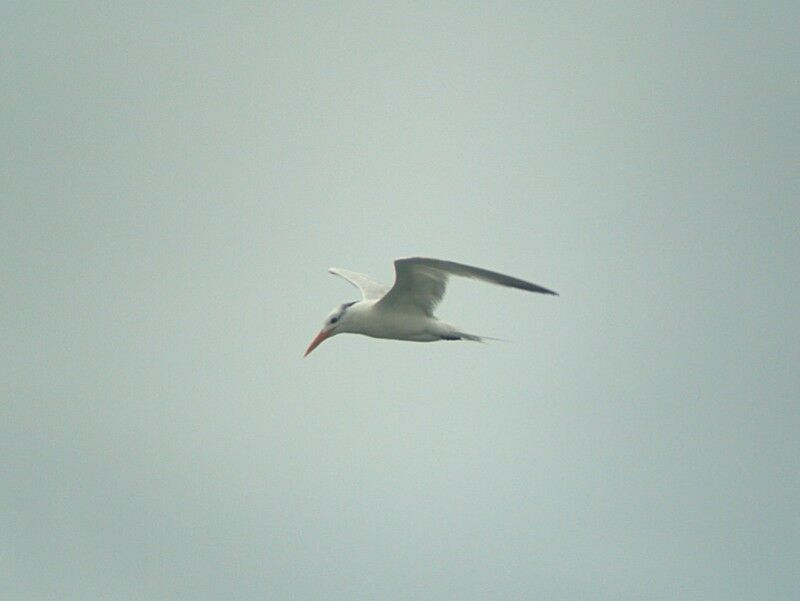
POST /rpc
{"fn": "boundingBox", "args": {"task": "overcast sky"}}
[2,3,799,600]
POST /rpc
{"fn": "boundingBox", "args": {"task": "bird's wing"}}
[376,257,557,316]
[328,267,390,300]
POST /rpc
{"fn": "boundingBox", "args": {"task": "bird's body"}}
[304,257,557,356]
[332,300,463,342]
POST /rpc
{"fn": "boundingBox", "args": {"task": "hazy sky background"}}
[3,3,798,600]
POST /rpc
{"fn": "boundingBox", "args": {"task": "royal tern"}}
[304,257,557,356]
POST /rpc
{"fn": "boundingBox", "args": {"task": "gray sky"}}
[2,2,799,600]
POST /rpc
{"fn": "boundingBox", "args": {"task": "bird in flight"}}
[304,257,557,356]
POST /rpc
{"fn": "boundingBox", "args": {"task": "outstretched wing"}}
[328,267,390,300]
[376,257,557,316]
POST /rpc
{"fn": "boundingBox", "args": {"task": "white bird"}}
[304,257,557,356]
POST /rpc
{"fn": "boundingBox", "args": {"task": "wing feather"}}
[328,268,390,300]
[376,257,557,316]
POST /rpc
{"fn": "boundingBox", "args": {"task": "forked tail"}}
[442,332,507,343]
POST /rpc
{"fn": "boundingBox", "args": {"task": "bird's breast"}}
[354,307,441,342]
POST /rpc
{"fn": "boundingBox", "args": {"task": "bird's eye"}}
[330,317,339,324]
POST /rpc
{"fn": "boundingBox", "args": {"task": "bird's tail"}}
[449,332,509,343]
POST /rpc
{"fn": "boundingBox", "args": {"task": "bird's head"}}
[304,301,356,357]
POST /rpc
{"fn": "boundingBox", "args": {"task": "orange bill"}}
[304,330,330,357]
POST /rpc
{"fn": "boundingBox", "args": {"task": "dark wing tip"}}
[525,283,558,296]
